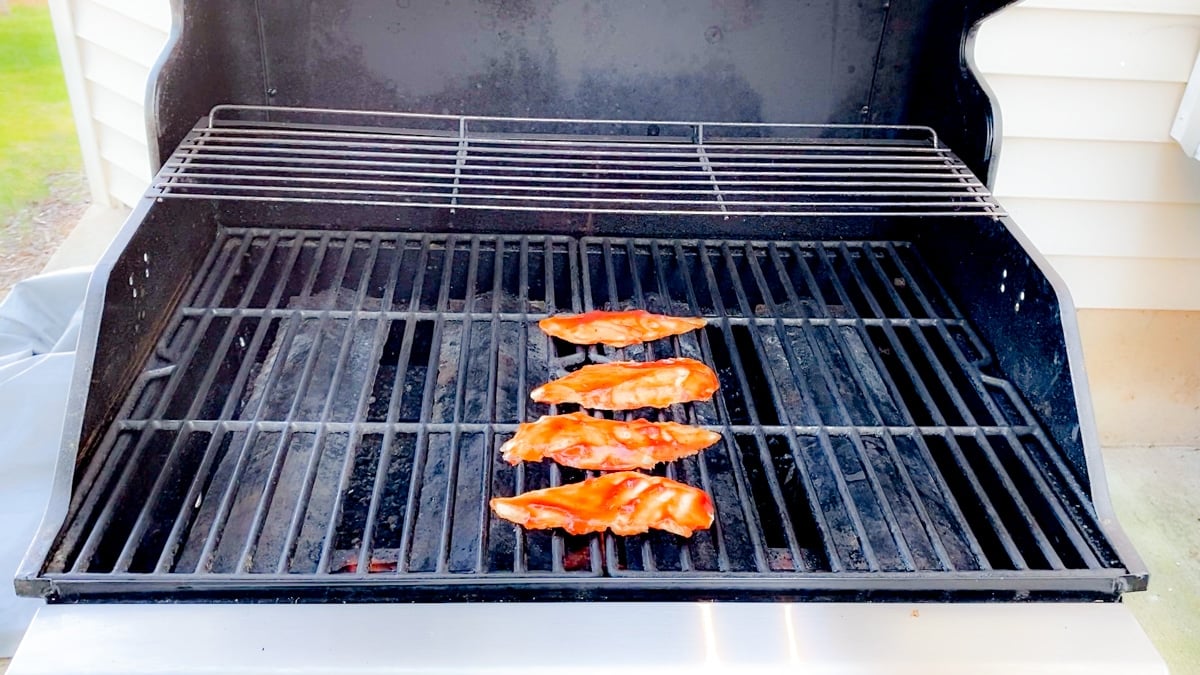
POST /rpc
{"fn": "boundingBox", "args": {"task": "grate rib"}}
[275,236,401,574]
[189,233,337,573]
[667,241,771,572]
[742,242,933,571]
[233,236,363,573]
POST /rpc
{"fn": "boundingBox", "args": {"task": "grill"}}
[17,0,1146,605]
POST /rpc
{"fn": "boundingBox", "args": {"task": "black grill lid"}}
[152,0,1015,182]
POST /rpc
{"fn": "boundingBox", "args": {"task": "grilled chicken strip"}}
[490,472,715,537]
[539,310,706,348]
[500,411,721,471]
[530,357,719,410]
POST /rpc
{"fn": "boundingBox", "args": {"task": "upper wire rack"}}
[150,105,1006,218]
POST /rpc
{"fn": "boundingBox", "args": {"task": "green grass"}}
[0,3,81,224]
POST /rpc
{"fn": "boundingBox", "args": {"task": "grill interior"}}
[43,228,1121,600]
[21,0,1147,603]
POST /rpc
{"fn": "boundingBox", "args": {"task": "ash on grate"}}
[239,287,383,420]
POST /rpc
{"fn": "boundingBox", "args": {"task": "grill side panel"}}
[913,217,1149,592]
[77,200,220,470]
[914,221,1087,485]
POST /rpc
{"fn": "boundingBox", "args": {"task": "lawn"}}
[0,2,80,224]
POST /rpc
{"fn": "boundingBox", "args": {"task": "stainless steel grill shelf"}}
[150,106,1006,218]
[37,229,1130,602]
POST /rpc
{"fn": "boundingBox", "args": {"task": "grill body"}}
[15,0,1147,603]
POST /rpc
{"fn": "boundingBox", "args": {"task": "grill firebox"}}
[12,0,1150,617]
[38,226,1126,601]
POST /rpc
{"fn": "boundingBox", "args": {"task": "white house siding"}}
[47,0,170,209]
[976,0,1200,310]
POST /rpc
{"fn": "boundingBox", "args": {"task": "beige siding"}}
[977,8,1200,81]
[987,76,1184,143]
[995,139,1200,203]
[48,0,170,209]
[977,2,1200,310]
[1019,0,1200,16]
[1000,199,1200,259]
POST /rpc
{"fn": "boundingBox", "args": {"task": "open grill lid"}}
[152,0,1014,183]
[13,0,1149,604]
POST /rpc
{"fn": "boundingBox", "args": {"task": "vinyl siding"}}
[976,2,1200,310]
[47,0,170,209]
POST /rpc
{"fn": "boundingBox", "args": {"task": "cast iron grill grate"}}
[42,229,1123,600]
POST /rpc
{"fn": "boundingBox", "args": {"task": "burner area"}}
[39,229,1121,601]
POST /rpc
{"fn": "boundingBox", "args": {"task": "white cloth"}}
[0,268,90,656]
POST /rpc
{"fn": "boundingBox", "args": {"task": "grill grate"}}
[149,106,1005,218]
[43,228,1124,600]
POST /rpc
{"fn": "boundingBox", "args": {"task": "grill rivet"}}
[705,26,722,43]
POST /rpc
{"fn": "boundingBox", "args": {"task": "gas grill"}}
[11,0,1165,671]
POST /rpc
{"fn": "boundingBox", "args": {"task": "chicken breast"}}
[500,411,721,471]
[490,472,715,537]
[539,310,706,348]
[529,357,720,410]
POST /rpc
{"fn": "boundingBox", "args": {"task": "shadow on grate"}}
[42,229,1123,600]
